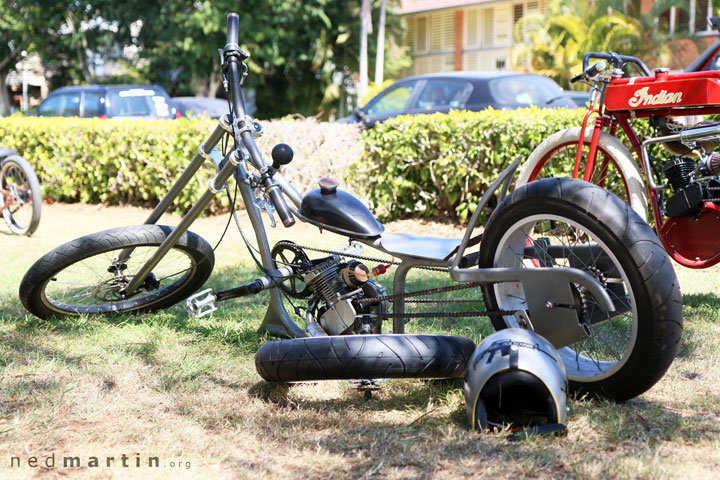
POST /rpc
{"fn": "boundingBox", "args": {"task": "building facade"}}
[400,0,718,76]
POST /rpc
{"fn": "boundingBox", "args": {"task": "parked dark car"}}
[340,71,575,127]
[565,90,591,107]
[37,85,175,119]
[172,97,229,119]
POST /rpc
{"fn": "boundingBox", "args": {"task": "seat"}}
[377,233,461,262]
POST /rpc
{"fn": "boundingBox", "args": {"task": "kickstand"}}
[348,379,383,400]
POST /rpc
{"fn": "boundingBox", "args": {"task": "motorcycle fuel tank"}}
[298,178,384,238]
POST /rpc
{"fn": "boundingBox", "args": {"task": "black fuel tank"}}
[298,179,384,238]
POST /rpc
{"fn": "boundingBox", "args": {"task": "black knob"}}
[271,143,293,169]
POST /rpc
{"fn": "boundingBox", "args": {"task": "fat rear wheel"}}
[479,178,682,401]
[255,334,477,382]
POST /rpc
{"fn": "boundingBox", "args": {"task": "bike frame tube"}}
[143,121,229,226]
[116,119,229,264]
[122,148,241,295]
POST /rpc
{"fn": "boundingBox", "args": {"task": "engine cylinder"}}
[662,158,695,191]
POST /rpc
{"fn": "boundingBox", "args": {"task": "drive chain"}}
[273,241,520,318]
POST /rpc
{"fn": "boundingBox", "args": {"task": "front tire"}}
[20,225,214,319]
[516,127,648,221]
[1,155,41,235]
[479,178,682,401]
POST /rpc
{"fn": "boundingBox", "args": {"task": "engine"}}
[654,118,720,218]
[301,250,389,336]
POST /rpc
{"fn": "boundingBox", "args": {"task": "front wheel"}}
[1,155,42,235]
[479,178,682,401]
[516,127,648,221]
[20,225,215,319]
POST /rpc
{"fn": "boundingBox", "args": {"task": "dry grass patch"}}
[0,203,719,479]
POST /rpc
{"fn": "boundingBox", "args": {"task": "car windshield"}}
[412,80,472,110]
[488,76,571,107]
[365,81,418,115]
[107,88,172,118]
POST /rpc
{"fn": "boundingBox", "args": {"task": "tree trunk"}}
[374,0,387,85]
[359,0,371,96]
[0,71,11,116]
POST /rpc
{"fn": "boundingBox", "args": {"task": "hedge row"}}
[356,107,656,222]
[0,116,362,214]
[2,109,656,222]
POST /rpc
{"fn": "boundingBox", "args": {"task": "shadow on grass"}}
[682,291,720,311]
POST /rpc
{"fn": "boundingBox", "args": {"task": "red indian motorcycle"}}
[518,51,720,268]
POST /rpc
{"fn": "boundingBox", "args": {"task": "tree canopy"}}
[1,1,407,118]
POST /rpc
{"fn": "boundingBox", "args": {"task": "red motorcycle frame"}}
[518,52,720,269]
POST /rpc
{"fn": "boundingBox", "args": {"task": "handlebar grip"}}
[267,184,295,227]
[227,13,239,45]
[569,73,584,84]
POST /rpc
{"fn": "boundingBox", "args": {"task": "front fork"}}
[118,115,304,337]
[575,108,618,189]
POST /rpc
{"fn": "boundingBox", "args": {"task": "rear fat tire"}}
[19,225,214,319]
[479,178,682,401]
[255,334,477,382]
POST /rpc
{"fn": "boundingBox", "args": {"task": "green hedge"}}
[357,107,655,223]
[1,110,658,223]
[0,116,361,214]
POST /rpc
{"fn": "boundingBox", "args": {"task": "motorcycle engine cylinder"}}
[662,158,695,191]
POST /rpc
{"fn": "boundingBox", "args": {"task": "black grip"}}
[569,72,584,84]
[267,184,295,227]
[227,13,239,45]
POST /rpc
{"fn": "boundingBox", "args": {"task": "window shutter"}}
[495,5,510,44]
[465,52,478,70]
[466,9,478,48]
[513,4,524,25]
[406,16,415,50]
[417,16,427,53]
[483,8,494,46]
[443,11,455,50]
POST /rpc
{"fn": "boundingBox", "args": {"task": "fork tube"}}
[116,122,228,264]
[144,123,227,226]
[122,150,240,295]
[583,116,604,182]
[574,109,597,178]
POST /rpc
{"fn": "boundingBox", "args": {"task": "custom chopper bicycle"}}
[517,51,720,269]
[19,16,682,402]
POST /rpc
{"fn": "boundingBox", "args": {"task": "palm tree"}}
[512,0,690,89]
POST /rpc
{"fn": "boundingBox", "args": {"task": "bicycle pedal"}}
[186,288,218,318]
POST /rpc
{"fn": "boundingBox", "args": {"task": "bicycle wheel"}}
[516,127,648,221]
[255,334,476,382]
[479,178,682,401]
[1,155,41,235]
[20,225,214,319]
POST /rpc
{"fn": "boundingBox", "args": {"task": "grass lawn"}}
[0,203,719,479]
